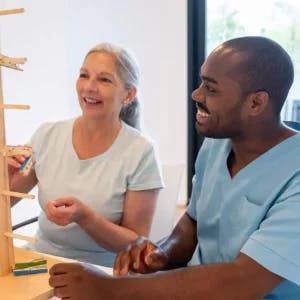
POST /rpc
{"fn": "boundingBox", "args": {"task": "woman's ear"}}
[123,87,137,105]
[247,91,269,116]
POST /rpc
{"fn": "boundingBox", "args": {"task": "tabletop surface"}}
[0,247,112,300]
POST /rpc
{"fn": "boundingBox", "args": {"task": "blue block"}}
[13,268,48,276]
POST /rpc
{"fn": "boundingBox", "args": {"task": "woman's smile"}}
[83,97,103,105]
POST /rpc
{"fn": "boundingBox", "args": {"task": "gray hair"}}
[87,43,141,129]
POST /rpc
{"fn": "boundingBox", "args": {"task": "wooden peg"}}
[1,190,35,199]
[0,8,24,16]
[4,232,37,243]
[0,104,30,110]
[0,54,27,71]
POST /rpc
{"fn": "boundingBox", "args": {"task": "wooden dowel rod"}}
[0,8,24,16]
[1,190,35,199]
[0,104,30,110]
[4,232,37,243]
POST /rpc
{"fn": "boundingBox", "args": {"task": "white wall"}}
[0,0,187,225]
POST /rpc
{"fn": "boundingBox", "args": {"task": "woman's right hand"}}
[113,236,169,276]
[7,145,32,179]
[7,154,26,178]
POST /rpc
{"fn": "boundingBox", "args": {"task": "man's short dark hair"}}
[223,36,294,115]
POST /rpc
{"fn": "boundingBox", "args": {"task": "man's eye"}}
[205,85,215,93]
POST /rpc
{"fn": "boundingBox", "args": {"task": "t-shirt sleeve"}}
[28,122,53,149]
[241,176,300,285]
[187,175,198,220]
[27,122,55,169]
[127,142,164,191]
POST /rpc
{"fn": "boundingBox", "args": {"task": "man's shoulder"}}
[277,134,300,163]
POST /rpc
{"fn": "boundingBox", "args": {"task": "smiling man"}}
[49,36,300,300]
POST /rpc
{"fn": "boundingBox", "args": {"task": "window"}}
[207,0,300,121]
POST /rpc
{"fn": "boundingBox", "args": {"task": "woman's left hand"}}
[45,197,90,226]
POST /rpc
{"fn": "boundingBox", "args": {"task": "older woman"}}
[9,43,163,267]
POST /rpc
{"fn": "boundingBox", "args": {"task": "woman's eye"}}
[100,77,112,83]
[79,73,88,78]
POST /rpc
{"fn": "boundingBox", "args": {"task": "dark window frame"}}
[187,0,206,198]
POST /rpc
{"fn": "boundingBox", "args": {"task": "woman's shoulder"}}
[35,118,74,134]
[30,118,74,145]
[120,122,156,149]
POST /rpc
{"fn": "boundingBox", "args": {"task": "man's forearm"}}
[110,255,282,300]
[158,213,198,269]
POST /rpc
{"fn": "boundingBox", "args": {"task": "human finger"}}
[115,238,158,275]
[129,241,150,272]
[53,286,71,299]
[7,156,24,168]
[49,263,83,276]
[49,272,69,288]
[46,200,70,216]
[45,200,61,219]
[113,246,132,276]
[144,247,169,271]
[51,197,75,207]
[113,240,151,276]
[46,203,71,226]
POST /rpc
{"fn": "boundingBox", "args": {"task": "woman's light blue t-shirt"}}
[26,119,164,267]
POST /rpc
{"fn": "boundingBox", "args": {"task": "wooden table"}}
[0,247,112,300]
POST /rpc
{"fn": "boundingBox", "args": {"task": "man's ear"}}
[247,91,269,116]
[123,87,137,105]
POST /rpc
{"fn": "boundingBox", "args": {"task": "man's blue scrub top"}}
[187,134,300,299]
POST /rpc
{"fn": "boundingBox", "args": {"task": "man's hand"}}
[113,236,169,276]
[49,263,109,300]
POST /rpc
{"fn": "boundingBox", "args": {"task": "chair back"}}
[150,164,185,242]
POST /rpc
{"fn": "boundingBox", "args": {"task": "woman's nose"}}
[85,79,98,92]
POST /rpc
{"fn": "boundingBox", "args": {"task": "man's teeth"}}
[198,110,209,118]
[85,98,100,104]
